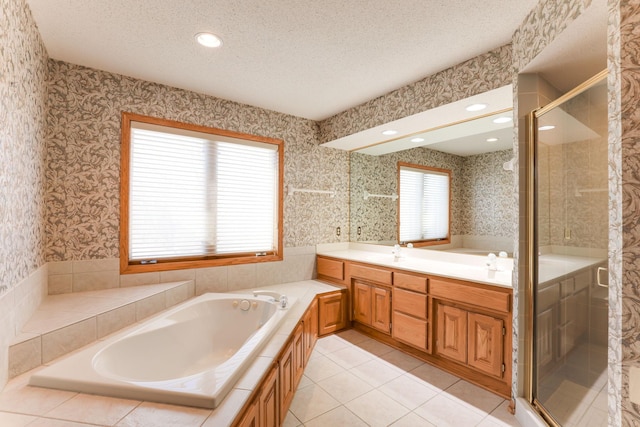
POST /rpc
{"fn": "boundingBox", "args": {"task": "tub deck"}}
[9,281,196,378]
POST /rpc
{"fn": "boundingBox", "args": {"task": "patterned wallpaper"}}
[45,61,350,262]
[0,0,48,291]
[618,0,640,424]
[349,148,514,243]
[318,44,513,143]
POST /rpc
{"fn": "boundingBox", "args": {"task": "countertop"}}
[316,243,513,288]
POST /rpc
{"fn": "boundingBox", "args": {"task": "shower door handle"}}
[596,267,608,288]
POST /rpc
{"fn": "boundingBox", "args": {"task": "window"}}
[398,162,451,246]
[120,112,283,273]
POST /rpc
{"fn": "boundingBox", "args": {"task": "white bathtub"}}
[29,292,296,408]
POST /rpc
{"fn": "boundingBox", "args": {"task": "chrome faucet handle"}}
[253,290,284,302]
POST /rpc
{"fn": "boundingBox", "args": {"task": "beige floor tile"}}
[350,358,404,387]
[282,410,302,427]
[44,393,140,425]
[345,389,411,427]
[324,345,373,369]
[304,405,368,427]
[296,374,314,390]
[444,380,504,414]
[314,334,351,354]
[115,401,211,427]
[316,370,374,404]
[407,362,460,391]
[377,349,425,372]
[353,337,396,356]
[288,383,340,422]
[378,374,439,410]
[27,418,98,427]
[390,411,436,427]
[0,385,76,416]
[0,411,37,426]
[484,400,521,427]
[302,354,344,382]
[414,394,486,427]
[335,328,370,344]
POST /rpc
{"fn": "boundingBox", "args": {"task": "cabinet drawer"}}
[430,277,511,313]
[392,311,427,350]
[538,283,559,312]
[574,270,591,292]
[317,257,344,281]
[394,272,427,293]
[393,288,427,319]
[350,263,392,285]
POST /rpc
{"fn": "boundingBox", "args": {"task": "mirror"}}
[348,110,516,255]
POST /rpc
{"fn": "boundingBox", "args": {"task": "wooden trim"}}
[397,161,452,246]
[119,111,284,274]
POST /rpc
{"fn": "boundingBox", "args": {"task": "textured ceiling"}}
[26,0,538,121]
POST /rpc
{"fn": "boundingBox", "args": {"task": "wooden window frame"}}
[397,161,451,247]
[120,112,284,274]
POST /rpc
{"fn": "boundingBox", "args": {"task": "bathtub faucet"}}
[253,290,288,308]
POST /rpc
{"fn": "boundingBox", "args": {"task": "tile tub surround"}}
[8,281,196,379]
[0,328,521,426]
[1,280,341,426]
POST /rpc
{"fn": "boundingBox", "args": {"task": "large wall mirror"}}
[324,86,517,255]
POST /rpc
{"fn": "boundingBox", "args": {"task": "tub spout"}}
[253,290,288,308]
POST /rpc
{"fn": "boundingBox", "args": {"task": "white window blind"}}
[129,126,278,261]
[399,166,449,242]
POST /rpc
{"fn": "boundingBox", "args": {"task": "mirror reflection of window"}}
[398,162,451,246]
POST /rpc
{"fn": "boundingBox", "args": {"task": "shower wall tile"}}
[8,336,41,378]
[135,293,166,321]
[47,274,72,295]
[119,271,160,288]
[73,271,120,292]
[227,264,258,291]
[159,269,196,284]
[255,262,284,287]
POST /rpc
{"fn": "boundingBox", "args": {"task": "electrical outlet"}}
[357,226,362,236]
[336,227,341,237]
[564,228,571,240]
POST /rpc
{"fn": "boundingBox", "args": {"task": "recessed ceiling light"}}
[466,103,488,112]
[382,129,398,136]
[538,125,556,131]
[195,32,223,48]
[486,138,499,142]
[411,137,425,143]
[493,116,512,124]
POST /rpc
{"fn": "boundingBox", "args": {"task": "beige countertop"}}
[316,243,513,288]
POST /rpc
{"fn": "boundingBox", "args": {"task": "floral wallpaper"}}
[0,0,48,294]
[349,148,514,243]
[319,44,513,143]
[45,61,349,262]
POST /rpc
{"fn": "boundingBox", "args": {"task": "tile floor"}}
[0,329,521,427]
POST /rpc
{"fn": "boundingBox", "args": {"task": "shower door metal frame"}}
[524,69,608,427]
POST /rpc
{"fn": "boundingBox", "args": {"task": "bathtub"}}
[29,292,296,408]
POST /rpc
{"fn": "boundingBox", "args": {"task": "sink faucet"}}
[487,253,498,271]
[392,244,404,262]
[253,290,288,308]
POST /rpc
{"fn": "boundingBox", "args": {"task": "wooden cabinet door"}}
[468,312,504,378]
[259,364,279,427]
[353,281,372,325]
[303,298,318,362]
[292,322,305,388]
[318,291,347,336]
[371,286,391,333]
[436,303,467,363]
[237,397,259,427]
[279,340,295,424]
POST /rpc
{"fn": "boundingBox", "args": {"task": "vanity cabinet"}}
[432,276,510,381]
[303,298,318,359]
[315,255,513,398]
[392,273,429,352]
[353,280,391,334]
[278,338,295,424]
[237,362,279,427]
[318,290,348,336]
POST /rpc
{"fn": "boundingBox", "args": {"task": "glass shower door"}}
[529,71,608,426]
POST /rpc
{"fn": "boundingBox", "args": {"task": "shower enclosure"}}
[526,70,608,426]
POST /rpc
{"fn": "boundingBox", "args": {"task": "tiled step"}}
[8,280,195,378]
